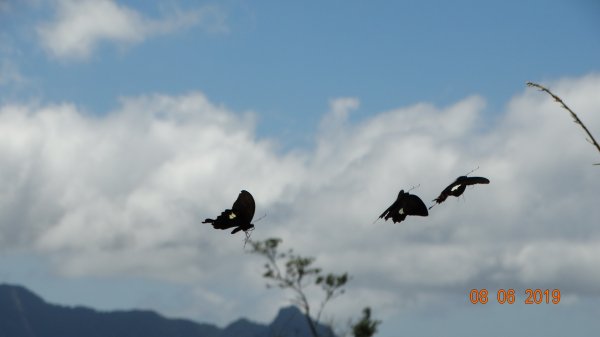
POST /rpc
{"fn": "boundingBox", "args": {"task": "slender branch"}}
[527,81,600,165]
[315,292,332,324]
[304,314,321,337]
[299,291,321,337]
[315,273,348,324]
[249,239,348,337]
[266,250,282,280]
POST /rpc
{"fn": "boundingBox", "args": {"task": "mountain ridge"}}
[0,283,335,337]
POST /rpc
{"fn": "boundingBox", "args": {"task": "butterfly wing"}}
[202,209,238,230]
[433,180,458,203]
[231,190,255,224]
[379,200,397,220]
[433,175,490,204]
[203,190,255,232]
[403,194,429,216]
[461,176,490,186]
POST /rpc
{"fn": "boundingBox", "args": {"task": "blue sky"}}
[1,1,600,337]
[4,1,599,145]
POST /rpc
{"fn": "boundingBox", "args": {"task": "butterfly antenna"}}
[243,227,255,248]
[254,213,267,223]
[372,216,381,225]
[428,202,437,210]
[407,184,421,193]
[465,166,480,176]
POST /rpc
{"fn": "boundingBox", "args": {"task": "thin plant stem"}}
[527,81,600,165]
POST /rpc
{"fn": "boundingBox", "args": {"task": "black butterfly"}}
[203,190,255,234]
[432,176,490,206]
[378,190,429,223]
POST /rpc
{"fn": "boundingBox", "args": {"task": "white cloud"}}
[0,74,599,323]
[37,0,227,60]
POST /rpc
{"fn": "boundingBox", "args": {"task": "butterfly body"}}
[379,190,428,223]
[433,176,490,204]
[203,190,255,234]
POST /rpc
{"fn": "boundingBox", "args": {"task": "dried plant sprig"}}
[526,81,600,165]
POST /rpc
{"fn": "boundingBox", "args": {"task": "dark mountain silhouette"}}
[0,284,336,337]
[268,306,335,337]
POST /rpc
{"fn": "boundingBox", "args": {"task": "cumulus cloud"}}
[0,74,599,323]
[37,0,227,60]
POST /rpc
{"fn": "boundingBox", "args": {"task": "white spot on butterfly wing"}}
[398,208,404,215]
[229,212,237,219]
[451,184,462,192]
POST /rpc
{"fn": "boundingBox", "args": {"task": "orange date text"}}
[469,289,560,304]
